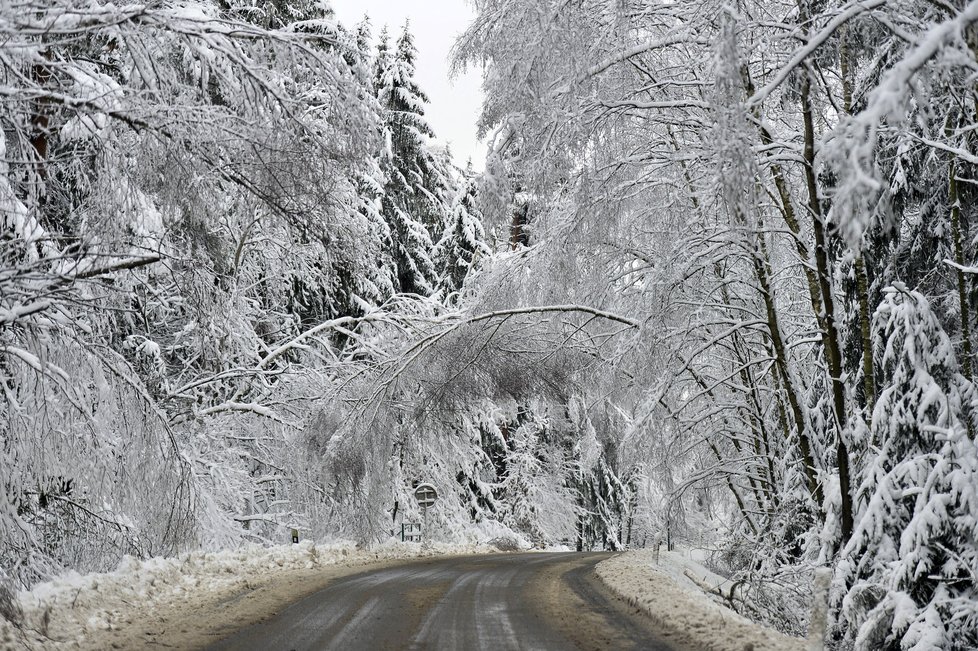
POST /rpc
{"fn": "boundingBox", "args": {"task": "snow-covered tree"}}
[434,178,491,297]
[375,23,455,296]
[0,0,391,585]
[4,4,978,649]
[836,285,978,650]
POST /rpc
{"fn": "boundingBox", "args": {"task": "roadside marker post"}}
[291,528,299,544]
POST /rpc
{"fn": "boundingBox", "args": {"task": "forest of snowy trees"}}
[3,0,978,648]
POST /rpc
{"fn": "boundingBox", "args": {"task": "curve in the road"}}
[206,552,676,651]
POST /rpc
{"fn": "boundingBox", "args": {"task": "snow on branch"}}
[826,0,978,245]
[465,304,639,329]
[571,31,710,87]
[747,0,888,107]
[945,259,978,274]
[197,401,288,422]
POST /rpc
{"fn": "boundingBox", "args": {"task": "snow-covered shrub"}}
[486,535,524,552]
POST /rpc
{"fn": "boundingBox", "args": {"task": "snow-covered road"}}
[2,543,808,651]
[2,542,496,650]
[206,552,674,651]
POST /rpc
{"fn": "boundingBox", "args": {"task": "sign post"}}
[413,483,438,547]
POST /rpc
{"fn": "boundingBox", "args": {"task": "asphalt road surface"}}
[206,552,676,651]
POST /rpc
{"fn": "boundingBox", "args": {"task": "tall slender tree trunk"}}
[854,256,876,411]
[709,442,759,536]
[738,358,780,513]
[29,47,53,215]
[723,277,778,515]
[752,234,823,507]
[798,49,854,542]
[672,125,819,511]
[685,330,769,528]
[841,26,877,413]
[949,159,975,382]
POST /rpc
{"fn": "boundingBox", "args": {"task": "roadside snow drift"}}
[597,549,805,651]
[0,540,498,651]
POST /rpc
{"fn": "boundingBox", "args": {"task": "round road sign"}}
[414,483,438,508]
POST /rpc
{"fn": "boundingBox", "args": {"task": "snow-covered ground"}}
[0,540,503,651]
[597,548,807,651]
[3,541,810,651]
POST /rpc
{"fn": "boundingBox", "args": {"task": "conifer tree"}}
[335,16,396,312]
[434,177,490,297]
[837,285,978,650]
[374,22,453,296]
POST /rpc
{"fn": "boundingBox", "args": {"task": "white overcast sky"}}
[331,0,487,171]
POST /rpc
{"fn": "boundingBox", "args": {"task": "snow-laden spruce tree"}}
[434,177,491,298]
[345,19,398,310]
[836,284,978,650]
[375,23,455,296]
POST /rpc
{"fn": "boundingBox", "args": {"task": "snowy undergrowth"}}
[0,539,504,651]
[597,548,806,651]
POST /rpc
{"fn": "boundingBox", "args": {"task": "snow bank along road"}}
[206,552,676,651]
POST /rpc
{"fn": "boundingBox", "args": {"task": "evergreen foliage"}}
[837,286,978,650]
[4,3,978,647]
[374,23,454,296]
[434,178,491,297]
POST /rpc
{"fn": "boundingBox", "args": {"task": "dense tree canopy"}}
[2,0,977,647]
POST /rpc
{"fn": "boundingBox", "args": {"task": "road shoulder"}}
[527,553,679,650]
[595,550,805,651]
[1,543,472,651]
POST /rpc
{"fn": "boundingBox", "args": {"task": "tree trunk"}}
[855,255,877,411]
[673,125,811,514]
[751,238,823,509]
[799,51,854,543]
[841,26,877,414]
[949,159,974,383]
[29,48,53,213]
